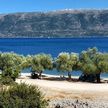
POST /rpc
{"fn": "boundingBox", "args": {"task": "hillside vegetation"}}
[0,10,108,37]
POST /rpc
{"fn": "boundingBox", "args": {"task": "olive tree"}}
[79,47,108,83]
[22,55,33,69]
[55,52,79,80]
[31,54,53,78]
[93,53,108,83]
[79,47,98,82]
[0,52,24,80]
[80,50,97,73]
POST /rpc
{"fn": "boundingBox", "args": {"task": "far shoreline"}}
[0,36,108,39]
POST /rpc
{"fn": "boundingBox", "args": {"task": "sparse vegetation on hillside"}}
[0,10,108,37]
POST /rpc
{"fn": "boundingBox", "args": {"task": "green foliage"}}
[0,83,48,108]
[56,52,72,72]
[31,54,53,75]
[0,76,15,85]
[81,64,97,74]
[80,47,108,75]
[0,52,24,79]
[79,47,108,82]
[79,47,98,74]
[95,53,108,73]
[22,55,33,69]
[0,47,108,82]
[55,52,79,79]
[32,55,44,73]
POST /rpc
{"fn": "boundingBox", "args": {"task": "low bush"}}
[0,76,15,85]
[0,83,48,108]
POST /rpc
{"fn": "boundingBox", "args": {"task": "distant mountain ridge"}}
[0,10,108,37]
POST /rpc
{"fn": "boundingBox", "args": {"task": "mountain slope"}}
[0,10,108,37]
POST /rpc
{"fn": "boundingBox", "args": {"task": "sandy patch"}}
[16,74,108,100]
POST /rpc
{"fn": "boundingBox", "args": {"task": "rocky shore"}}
[49,98,108,108]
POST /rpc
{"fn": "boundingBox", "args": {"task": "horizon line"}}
[0,8,108,14]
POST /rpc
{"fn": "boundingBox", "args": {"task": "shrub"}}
[0,53,24,80]
[0,76,15,85]
[0,83,48,108]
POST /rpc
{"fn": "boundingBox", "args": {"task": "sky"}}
[0,0,107,14]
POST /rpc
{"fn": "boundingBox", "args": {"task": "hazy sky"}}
[0,0,107,13]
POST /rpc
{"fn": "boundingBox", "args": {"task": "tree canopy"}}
[31,54,53,77]
[0,52,24,79]
[0,47,108,83]
[55,52,79,79]
[79,47,108,82]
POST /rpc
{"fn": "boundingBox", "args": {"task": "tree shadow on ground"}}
[42,77,79,82]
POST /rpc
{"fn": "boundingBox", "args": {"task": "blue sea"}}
[0,37,108,77]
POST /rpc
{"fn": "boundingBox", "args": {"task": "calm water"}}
[0,37,108,77]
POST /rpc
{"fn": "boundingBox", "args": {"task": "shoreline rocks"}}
[48,98,108,108]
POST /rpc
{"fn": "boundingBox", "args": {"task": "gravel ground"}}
[48,98,108,108]
[16,76,108,108]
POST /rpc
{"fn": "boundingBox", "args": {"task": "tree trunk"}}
[39,71,42,79]
[68,72,71,80]
[96,73,100,83]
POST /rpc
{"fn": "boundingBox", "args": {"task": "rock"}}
[49,98,108,108]
[55,104,61,108]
